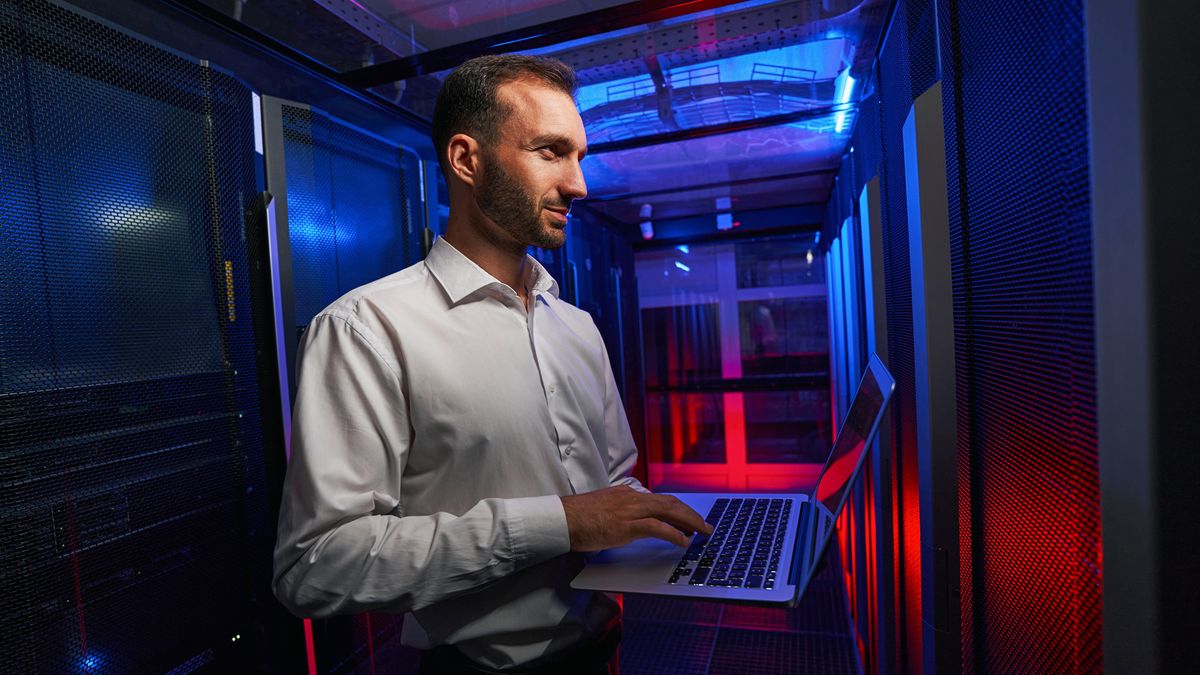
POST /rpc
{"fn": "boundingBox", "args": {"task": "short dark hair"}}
[431,54,577,177]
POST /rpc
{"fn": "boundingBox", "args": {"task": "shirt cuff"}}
[613,476,650,494]
[504,495,571,562]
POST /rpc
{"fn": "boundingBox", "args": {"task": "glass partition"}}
[636,233,829,491]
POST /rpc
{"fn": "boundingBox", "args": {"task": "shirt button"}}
[564,446,574,456]
[548,384,557,394]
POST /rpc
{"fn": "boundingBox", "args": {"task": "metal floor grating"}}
[616,546,862,674]
[707,629,860,675]
[619,620,722,674]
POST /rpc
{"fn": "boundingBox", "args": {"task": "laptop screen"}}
[789,354,895,594]
[813,354,896,517]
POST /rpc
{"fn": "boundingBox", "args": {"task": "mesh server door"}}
[260,96,424,331]
[258,95,428,674]
[1,1,286,671]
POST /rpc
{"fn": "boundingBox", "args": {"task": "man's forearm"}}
[273,495,569,617]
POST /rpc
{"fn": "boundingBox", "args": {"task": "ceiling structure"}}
[190,0,889,228]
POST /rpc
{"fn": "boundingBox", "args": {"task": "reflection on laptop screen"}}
[814,357,893,518]
[787,355,895,597]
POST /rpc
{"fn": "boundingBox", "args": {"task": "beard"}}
[474,154,567,250]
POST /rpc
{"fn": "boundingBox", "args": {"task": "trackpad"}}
[588,538,682,568]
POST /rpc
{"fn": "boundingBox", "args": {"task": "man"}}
[273,55,711,673]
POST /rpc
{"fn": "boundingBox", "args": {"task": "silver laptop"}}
[572,353,895,607]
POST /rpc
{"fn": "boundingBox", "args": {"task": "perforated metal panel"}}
[905,0,938,101]
[280,104,419,327]
[0,0,272,671]
[821,0,1101,671]
[853,91,882,192]
[941,0,1101,671]
[845,87,885,674]
[939,0,976,667]
[819,6,928,673]
[269,102,425,674]
[875,3,923,671]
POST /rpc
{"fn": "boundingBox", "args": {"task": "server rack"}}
[0,0,295,670]
[257,94,432,673]
[820,0,1105,672]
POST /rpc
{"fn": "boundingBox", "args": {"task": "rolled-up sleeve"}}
[272,312,571,618]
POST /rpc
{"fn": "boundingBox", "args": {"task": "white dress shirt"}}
[273,236,645,670]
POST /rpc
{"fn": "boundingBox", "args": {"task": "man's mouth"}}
[544,206,570,222]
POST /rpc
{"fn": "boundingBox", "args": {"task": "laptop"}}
[571,353,895,607]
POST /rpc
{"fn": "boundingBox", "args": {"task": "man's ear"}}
[447,133,482,187]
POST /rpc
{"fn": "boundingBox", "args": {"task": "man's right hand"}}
[559,486,714,552]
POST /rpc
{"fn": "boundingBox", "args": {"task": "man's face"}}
[474,80,588,250]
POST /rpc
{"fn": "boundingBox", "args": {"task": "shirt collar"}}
[425,236,560,305]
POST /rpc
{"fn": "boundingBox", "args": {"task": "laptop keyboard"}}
[668,498,790,590]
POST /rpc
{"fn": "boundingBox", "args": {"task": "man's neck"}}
[442,219,531,307]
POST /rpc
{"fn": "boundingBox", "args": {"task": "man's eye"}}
[538,147,557,159]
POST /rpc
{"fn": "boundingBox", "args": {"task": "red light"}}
[303,619,317,675]
[365,612,377,675]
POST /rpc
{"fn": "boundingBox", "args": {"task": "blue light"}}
[675,261,691,272]
[835,71,856,132]
[682,39,845,84]
[76,653,105,673]
[676,244,689,254]
[286,214,328,245]
[574,39,848,115]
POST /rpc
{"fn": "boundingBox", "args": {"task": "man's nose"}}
[561,159,587,200]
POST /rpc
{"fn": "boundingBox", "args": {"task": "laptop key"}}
[667,497,796,586]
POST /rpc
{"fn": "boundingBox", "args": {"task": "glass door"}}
[636,234,831,492]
